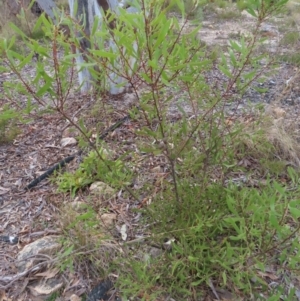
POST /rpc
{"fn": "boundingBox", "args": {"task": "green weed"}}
[279,53,300,65]
[117,175,300,299]
[280,31,300,46]
[55,147,133,197]
[0,105,21,144]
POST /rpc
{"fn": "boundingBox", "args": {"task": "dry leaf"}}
[35,268,59,279]
[150,166,161,173]
[29,281,63,296]
[257,271,279,280]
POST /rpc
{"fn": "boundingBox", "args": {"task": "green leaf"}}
[174,0,185,16]
[148,59,158,69]
[33,14,48,33]
[219,65,232,78]
[8,36,16,49]
[289,204,300,220]
[154,20,172,49]
[287,167,298,184]
[229,233,245,241]
[191,278,204,286]
[269,212,279,230]
[229,49,237,67]
[230,41,242,52]
[188,256,198,262]
[171,260,183,276]
[225,196,238,215]
[222,271,227,285]
[76,211,94,221]
[36,81,52,97]
[243,70,256,81]
[61,245,74,257]
[92,50,117,59]
[18,54,34,69]
[273,181,285,195]
[6,50,24,61]
[246,7,257,17]
[140,72,152,83]
[9,22,27,38]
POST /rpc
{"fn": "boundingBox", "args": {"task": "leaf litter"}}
[1,5,300,300]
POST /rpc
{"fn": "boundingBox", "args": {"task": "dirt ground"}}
[1,3,300,300]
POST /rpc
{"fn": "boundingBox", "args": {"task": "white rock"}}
[90,181,115,198]
[70,295,81,301]
[100,213,117,227]
[60,137,77,147]
[120,224,127,241]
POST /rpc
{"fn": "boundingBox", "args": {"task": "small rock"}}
[266,105,286,119]
[86,280,113,301]
[120,224,127,241]
[61,137,77,147]
[123,92,137,106]
[16,236,61,273]
[150,166,161,173]
[90,182,115,198]
[148,247,163,258]
[273,107,286,118]
[70,294,81,301]
[100,213,117,227]
[71,201,87,211]
[141,247,163,265]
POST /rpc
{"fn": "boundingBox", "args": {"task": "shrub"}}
[1,0,298,299]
